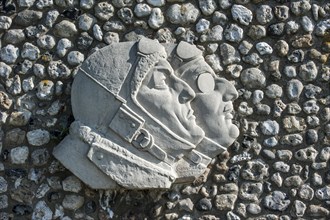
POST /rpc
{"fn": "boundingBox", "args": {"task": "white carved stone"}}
[53,37,239,189]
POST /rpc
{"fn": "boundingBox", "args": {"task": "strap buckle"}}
[132,128,154,150]
[132,129,169,162]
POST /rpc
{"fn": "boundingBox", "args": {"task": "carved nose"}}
[223,81,238,102]
[179,81,196,103]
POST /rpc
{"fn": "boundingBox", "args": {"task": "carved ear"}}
[197,72,215,93]
[138,37,162,55]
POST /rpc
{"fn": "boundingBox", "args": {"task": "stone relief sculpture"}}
[53,37,239,189]
[165,42,240,156]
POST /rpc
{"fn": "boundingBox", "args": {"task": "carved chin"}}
[227,124,239,145]
[210,123,239,148]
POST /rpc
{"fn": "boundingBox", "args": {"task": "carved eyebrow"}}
[154,66,172,75]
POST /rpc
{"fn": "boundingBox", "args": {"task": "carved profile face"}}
[178,57,239,148]
[136,58,205,145]
[54,39,241,190]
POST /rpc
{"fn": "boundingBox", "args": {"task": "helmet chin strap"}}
[107,99,215,167]
[109,102,176,165]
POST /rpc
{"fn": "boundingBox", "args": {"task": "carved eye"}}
[197,72,215,93]
[153,69,168,90]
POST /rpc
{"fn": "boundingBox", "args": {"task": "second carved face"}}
[179,58,240,148]
[136,41,239,151]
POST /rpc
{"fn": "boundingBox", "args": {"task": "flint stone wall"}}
[0,0,329,219]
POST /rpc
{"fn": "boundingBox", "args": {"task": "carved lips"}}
[224,103,234,119]
[187,109,196,120]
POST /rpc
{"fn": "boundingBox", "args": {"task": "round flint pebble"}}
[9,110,31,126]
[54,20,78,37]
[57,38,73,57]
[18,0,36,7]
[240,68,266,89]
[196,19,210,33]
[220,43,240,65]
[0,45,19,64]
[287,79,303,100]
[263,191,290,211]
[4,29,26,44]
[80,0,94,9]
[93,24,103,41]
[299,61,318,82]
[260,120,279,135]
[0,62,12,78]
[67,51,85,66]
[37,80,54,100]
[27,129,50,146]
[6,75,22,95]
[0,177,7,193]
[147,0,165,7]
[112,0,133,8]
[166,3,200,25]
[45,10,59,28]
[104,32,119,45]
[256,42,273,55]
[231,4,253,26]
[54,0,75,7]
[37,34,56,49]
[213,11,227,25]
[0,16,12,30]
[199,0,217,16]
[48,61,71,78]
[33,63,46,78]
[62,176,82,193]
[134,3,151,17]
[62,194,84,210]
[256,5,273,25]
[36,0,53,9]
[196,198,212,211]
[21,43,40,60]
[31,148,50,166]
[95,2,114,20]
[247,203,261,215]
[14,10,43,26]
[224,24,243,42]
[22,76,35,92]
[200,25,223,42]
[239,40,253,55]
[284,66,296,77]
[286,21,300,34]
[10,146,29,164]
[78,13,96,31]
[148,8,164,29]
[247,25,266,40]
[265,84,282,98]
